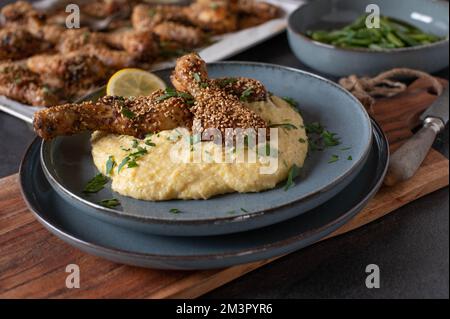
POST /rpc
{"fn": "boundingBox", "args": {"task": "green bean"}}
[395,31,419,46]
[386,32,405,47]
[306,14,442,50]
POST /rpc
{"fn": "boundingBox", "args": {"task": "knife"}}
[384,87,449,186]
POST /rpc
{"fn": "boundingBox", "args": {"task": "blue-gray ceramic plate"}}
[40,62,372,236]
[22,121,388,270]
[287,0,449,77]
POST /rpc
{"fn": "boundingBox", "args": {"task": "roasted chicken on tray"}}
[33,53,268,140]
[0,0,281,107]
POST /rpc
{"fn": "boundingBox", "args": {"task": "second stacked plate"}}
[21,120,388,269]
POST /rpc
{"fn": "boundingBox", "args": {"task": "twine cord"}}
[339,68,444,111]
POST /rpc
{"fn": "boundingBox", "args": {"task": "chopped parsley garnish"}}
[106,156,116,175]
[121,107,135,119]
[193,72,201,83]
[127,160,139,168]
[305,121,343,152]
[132,139,139,148]
[305,122,324,134]
[121,106,136,119]
[189,134,202,145]
[82,32,90,42]
[347,155,353,161]
[282,97,298,108]
[118,156,131,172]
[322,130,340,147]
[240,87,254,102]
[157,88,195,105]
[265,143,271,155]
[83,174,108,193]
[269,123,298,130]
[284,165,300,191]
[209,2,219,9]
[42,85,53,94]
[193,72,208,88]
[98,198,120,208]
[217,78,238,87]
[144,134,156,147]
[129,146,148,157]
[328,155,340,163]
[309,140,322,152]
[170,208,181,214]
[118,146,148,173]
[240,208,248,213]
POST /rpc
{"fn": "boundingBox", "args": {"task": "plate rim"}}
[20,120,388,261]
[39,61,373,225]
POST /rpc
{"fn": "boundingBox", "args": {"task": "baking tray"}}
[0,0,303,124]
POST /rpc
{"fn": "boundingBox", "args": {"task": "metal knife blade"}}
[420,87,449,125]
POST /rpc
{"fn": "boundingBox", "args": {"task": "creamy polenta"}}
[91,96,308,200]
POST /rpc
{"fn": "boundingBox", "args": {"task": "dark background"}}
[0,1,448,298]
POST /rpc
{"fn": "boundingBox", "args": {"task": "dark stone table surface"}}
[0,17,447,299]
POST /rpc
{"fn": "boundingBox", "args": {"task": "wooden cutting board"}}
[0,78,448,299]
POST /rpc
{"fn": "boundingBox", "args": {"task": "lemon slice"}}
[106,68,166,97]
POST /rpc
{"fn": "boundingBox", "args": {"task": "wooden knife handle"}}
[384,117,445,186]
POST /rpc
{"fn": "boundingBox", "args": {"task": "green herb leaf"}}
[98,198,120,208]
[106,156,116,175]
[282,97,298,108]
[157,88,195,105]
[130,146,148,157]
[189,134,202,145]
[322,130,340,147]
[305,122,324,134]
[347,155,353,161]
[269,123,298,130]
[240,87,254,102]
[284,165,300,191]
[127,160,138,168]
[83,174,108,193]
[121,107,135,119]
[118,156,131,172]
[170,208,181,214]
[193,72,201,83]
[328,155,340,163]
[217,78,238,87]
[240,208,248,213]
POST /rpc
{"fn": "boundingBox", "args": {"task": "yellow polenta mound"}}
[91,96,308,200]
